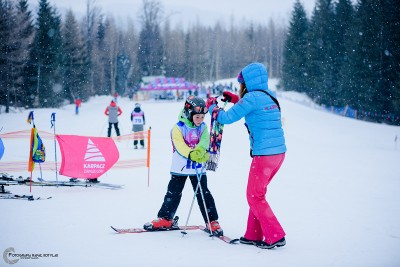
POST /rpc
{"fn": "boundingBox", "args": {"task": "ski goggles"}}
[193,106,208,114]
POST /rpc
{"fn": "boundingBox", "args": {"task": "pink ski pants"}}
[244,153,285,244]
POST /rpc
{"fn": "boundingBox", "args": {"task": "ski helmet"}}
[183,96,208,122]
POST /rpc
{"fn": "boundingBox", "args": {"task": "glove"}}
[206,97,218,109]
[221,91,239,104]
[189,146,210,163]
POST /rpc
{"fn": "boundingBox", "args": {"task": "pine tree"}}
[14,0,34,107]
[61,9,88,103]
[281,0,309,92]
[137,0,164,76]
[350,0,384,117]
[28,0,63,108]
[305,0,336,105]
[93,16,108,95]
[115,54,131,96]
[0,0,16,112]
[334,0,355,107]
[381,0,400,120]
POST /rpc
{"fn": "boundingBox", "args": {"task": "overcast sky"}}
[38,0,319,27]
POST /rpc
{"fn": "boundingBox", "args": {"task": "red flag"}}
[56,135,119,179]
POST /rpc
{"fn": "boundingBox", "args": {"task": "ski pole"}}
[195,165,214,237]
[181,164,206,236]
[50,113,58,187]
[100,120,108,136]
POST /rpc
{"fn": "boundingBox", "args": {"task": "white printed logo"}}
[84,139,105,162]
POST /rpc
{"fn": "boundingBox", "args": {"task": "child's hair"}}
[239,83,248,98]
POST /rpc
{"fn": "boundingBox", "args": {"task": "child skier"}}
[144,96,223,236]
[131,103,146,149]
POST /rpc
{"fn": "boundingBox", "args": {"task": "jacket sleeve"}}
[104,107,109,115]
[216,94,256,124]
[118,107,122,116]
[171,125,192,158]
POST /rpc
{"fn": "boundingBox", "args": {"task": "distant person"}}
[113,92,119,102]
[143,96,223,236]
[206,62,287,249]
[104,100,122,137]
[75,97,82,115]
[131,103,146,149]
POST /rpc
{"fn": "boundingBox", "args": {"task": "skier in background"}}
[143,96,223,236]
[131,103,146,149]
[206,62,287,249]
[104,100,122,137]
[75,97,82,115]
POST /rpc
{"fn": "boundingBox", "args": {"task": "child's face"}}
[192,114,205,126]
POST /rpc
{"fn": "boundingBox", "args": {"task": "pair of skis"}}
[111,223,239,244]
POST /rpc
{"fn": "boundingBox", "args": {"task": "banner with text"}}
[56,135,119,179]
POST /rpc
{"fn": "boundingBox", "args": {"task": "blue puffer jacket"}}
[210,62,286,156]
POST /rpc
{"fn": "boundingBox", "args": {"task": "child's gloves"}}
[206,97,218,109]
[189,146,210,163]
[221,91,239,104]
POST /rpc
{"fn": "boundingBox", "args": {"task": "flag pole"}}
[146,127,151,187]
[51,113,58,187]
[27,111,34,193]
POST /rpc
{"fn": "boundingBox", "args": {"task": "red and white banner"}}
[56,135,119,179]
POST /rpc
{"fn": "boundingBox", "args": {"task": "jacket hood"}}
[241,62,269,92]
[178,109,195,127]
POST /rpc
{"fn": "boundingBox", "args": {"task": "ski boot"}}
[256,237,286,249]
[239,236,260,246]
[206,220,223,236]
[143,216,178,231]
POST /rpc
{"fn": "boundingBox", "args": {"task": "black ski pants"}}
[107,122,120,137]
[157,174,219,223]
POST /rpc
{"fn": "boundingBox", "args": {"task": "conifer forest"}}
[0,0,399,124]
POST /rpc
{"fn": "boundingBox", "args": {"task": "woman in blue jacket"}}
[206,62,287,249]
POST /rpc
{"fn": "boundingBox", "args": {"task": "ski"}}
[0,194,52,201]
[199,225,240,244]
[0,173,30,184]
[111,225,201,234]
[35,177,123,190]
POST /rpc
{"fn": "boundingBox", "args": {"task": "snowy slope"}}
[1,79,400,267]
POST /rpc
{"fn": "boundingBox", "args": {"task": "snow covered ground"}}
[1,79,400,267]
